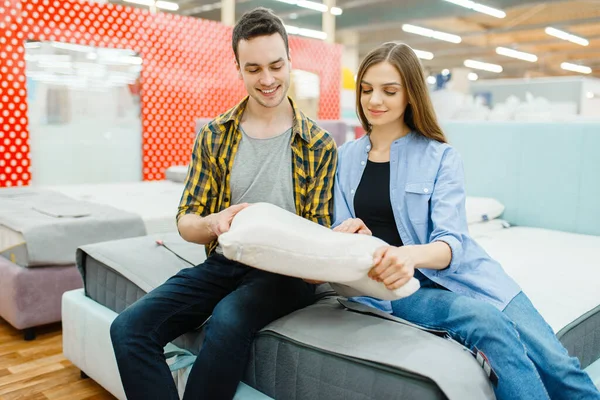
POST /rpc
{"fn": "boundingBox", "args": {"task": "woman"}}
[333,42,600,400]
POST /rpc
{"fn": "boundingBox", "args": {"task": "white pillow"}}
[465,197,505,224]
[218,203,420,301]
[165,165,188,183]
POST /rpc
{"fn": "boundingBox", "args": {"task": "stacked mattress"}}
[0,187,147,336]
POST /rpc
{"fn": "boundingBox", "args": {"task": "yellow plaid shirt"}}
[177,97,338,256]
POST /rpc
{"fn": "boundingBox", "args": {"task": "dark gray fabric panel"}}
[84,256,145,314]
[246,333,446,400]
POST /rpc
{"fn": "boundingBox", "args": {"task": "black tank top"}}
[353,160,404,247]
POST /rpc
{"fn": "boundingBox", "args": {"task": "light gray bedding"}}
[0,187,146,267]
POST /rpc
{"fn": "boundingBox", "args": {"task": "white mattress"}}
[46,181,184,234]
[476,227,600,333]
[62,289,273,400]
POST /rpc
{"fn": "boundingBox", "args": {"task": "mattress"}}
[0,188,146,267]
[476,227,600,368]
[47,180,185,234]
[62,289,274,400]
[0,181,184,261]
[76,234,496,399]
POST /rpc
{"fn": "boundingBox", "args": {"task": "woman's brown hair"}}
[356,42,447,143]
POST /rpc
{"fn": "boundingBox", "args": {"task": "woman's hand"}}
[369,246,416,290]
[333,218,372,235]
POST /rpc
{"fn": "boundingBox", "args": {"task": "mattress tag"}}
[473,346,499,387]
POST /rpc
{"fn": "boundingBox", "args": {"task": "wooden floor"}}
[0,318,116,400]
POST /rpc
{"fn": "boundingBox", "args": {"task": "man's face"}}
[236,33,291,109]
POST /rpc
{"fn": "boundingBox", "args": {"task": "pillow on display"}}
[465,197,505,224]
[218,203,420,301]
[165,165,188,183]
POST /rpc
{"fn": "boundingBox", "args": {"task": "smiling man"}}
[109,7,337,400]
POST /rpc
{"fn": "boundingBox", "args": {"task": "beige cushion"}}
[219,203,420,301]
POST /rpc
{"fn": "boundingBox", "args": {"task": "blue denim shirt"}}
[333,133,521,312]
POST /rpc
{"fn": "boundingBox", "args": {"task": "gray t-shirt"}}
[216,126,295,253]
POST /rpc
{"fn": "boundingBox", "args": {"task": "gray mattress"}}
[557,305,600,369]
[81,255,448,399]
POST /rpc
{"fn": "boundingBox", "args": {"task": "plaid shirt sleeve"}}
[176,126,219,222]
[304,136,338,228]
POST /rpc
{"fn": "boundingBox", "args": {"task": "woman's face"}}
[360,61,408,129]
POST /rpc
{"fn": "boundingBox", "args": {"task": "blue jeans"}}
[391,276,600,400]
[110,254,315,400]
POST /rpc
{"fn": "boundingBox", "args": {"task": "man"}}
[110,7,337,400]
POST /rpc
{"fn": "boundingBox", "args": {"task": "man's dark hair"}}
[232,7,289,63]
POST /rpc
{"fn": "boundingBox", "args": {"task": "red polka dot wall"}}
[0,0,341,187]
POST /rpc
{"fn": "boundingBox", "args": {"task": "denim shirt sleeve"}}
[429,147,469,275]
[332,144,352,229]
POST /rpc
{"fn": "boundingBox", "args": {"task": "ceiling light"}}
[586,92,595,99]
[545,27,589,46]
[402,24,461,44]
[443,0,505,18]
[413,49,434,60]
[297,0,327,12]
[426,76,436,85]
[155,1,179,11]
[285,25,327,40]
[274,0,343,15]
[467,72,478,81]
[496,47,537,62]
[124,0,154,6]
[561,62,592,74]
[464,59,503,73]
[123,0,179,11]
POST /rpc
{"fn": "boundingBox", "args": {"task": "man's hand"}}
[333,218,372,235]
[369,246,416,290]
[207,203,250,237]
[303,279,325,285]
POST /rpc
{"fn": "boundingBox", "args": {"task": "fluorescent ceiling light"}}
[561,62,592,74]
[467,72,479,81]
[285,25,327,40]
[464,59,503,73]
[443,0,505,18]
[156,1,179,11]
[545,27,589,46]
[496,47,537,62]
[124,0,154,6]
[274,0,342,15]
[124,0,179,11]
[402,24,461,44]
[413,49,434,60]
[297,0,327,12]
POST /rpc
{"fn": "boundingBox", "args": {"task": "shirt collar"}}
[223,96,311,143]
